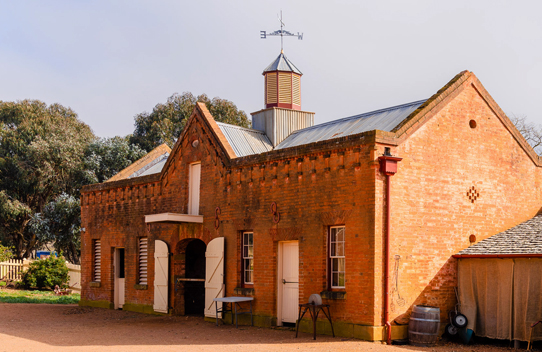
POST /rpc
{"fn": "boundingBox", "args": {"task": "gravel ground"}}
[0,303,539,352]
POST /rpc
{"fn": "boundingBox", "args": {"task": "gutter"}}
[453,254,542,259]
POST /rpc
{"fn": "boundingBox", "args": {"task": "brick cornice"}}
[81,173,160,193]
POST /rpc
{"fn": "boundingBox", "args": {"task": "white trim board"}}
[144,213,203,223]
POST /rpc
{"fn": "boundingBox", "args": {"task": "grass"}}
[0,286,80,304]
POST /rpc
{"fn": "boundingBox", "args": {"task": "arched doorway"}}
[173,238,206,315]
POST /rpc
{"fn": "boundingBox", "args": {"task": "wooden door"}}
[114,248,125,309]
[153,240,169,313]
[204,237,225,317]
[279,241,299,324]
[188,162,201,215]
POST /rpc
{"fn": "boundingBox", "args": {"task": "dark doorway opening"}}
[184,239,206,315]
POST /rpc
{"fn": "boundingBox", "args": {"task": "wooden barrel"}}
[408,305,441,346]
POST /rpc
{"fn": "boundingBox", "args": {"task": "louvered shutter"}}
[139,238,148,285]
[94,240,101,282]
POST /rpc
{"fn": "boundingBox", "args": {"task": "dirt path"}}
[0,304,533,352]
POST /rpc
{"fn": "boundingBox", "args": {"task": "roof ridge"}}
[287,99,427,136]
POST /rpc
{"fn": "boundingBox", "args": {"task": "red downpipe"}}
[378,153,402,345]
[384,173,391,345]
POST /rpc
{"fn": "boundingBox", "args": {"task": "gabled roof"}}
[456,215,542,256]
[275,100,425,150]
[263,52,302,75]
[106,143,171,182]
[216,122,273,157]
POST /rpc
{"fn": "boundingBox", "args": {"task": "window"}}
[138,238,148,285]
[329,226,345,289]
[188,162,201,215]
[93,240,101,282]
[242,232,254,286]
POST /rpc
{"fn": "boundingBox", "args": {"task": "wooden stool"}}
[295,303,335,340]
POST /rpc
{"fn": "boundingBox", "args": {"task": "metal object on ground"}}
[308,294,322,306]
[408,305,441,346]
[445,323,458,336]
[295,298,335,340]
[213,296,254,329]
[527,320,542,351]
[452,313,468,328]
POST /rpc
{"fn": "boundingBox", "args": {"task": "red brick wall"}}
[81,79,542,331]
[82,113,379,325]
[379,81,542,325]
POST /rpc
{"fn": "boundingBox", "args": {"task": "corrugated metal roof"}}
[138,158,168,177]
[275,100,425,150]
[217,122,273,157]
[263,53,302,75]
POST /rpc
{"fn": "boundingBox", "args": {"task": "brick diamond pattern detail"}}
[467,186,480,203]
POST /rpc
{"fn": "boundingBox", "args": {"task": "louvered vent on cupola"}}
[253,51,314,147]
[263,52,302,110]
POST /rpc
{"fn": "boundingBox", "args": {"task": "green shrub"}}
[22,256,69,289]
[0,245,13,262]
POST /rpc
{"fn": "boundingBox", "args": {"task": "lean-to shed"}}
[453,214,542,342]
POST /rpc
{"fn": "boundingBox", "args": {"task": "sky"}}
[1,0,541,138]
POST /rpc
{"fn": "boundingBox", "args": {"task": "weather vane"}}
[260,11,303,52]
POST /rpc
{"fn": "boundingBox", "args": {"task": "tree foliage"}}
[510,114,542,155]
[29,194,81,264]
[0,244,13,262]
[130,92,250,151]
[82,136,147,184]
[0,100,93,258]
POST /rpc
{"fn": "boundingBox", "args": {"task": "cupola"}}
[263,51,302,110]
[252,51,314,147]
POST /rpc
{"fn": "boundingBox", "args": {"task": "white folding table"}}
[213,296,254,328]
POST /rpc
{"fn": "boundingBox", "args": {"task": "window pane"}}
[338,272,345,287]
[337,228,344,242]
[330,228,337,242]
[337,242,344,256]
[247,233,253,245]
[332,273,339,287]
[247,245,253,257]
[330,242,336,256]
[245,270,252,284]
[332,258,339,271]
[337,258,345,271]
[244,233,249,243]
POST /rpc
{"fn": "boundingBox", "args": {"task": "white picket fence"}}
[0,259,81,292]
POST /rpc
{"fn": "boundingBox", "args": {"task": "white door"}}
[279,241,299,324]
[114,248,125,309]
[204,237,225,317]
[154,240,169,313]
[188,162,201,215]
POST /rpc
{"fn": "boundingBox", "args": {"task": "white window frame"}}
[329,226,345,289]
[242,232,254,285]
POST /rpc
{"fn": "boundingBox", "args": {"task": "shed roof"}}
[263,52,302,75]
[106,143,171,182]
[274,100,425,150]
[456,215,542,256]
[216,122,273,157]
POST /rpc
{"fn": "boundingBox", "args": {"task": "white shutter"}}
[153,240,169,313]
[204,237,225,317]
[139,238,148,285]
[94,240,101,282]
[188,163,201,215]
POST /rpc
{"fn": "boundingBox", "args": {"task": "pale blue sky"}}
[1,0,541,138]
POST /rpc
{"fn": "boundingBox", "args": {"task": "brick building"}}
[80,52,542,341]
